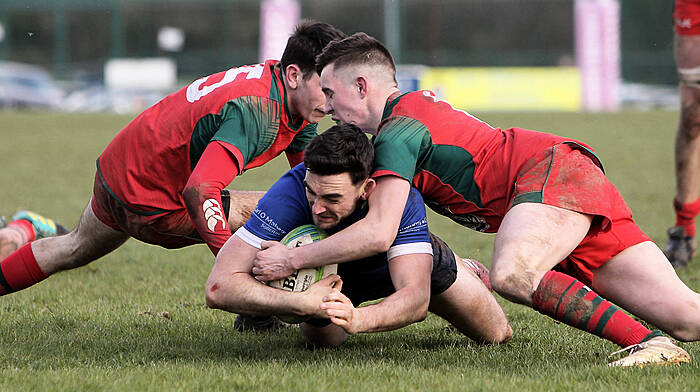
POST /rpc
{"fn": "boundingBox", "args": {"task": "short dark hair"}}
[304,124,374,185]
[315,32,396,77]
[280,20,345,80]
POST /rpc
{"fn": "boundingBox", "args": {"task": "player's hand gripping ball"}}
[267,224,338,323]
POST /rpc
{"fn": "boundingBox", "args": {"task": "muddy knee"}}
[490,263,538,305]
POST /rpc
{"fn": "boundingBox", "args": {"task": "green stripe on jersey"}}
[374,116,483,207]
[190,96,281,169]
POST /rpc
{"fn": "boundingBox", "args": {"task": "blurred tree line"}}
[0,0,674,84]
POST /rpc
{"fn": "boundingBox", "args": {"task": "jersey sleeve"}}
[183,141,240,255]
[373,116,430,181]
[211,96,281,171]
[386,187,432,260]
[235,164,312,249]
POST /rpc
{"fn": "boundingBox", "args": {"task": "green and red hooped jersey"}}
[97,60,317,213]
[372,90,599,233]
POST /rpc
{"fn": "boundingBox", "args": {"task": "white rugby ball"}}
[267,224,337,323]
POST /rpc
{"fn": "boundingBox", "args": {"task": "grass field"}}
[0,110,698,391]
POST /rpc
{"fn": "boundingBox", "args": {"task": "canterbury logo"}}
[202,199,226,232]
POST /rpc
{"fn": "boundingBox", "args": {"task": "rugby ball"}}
[267,224,337,323]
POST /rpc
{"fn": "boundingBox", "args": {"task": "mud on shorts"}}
[511,142,650,286]
[675,0,700,36]
[90,172,230,249]
[305,232,458,327]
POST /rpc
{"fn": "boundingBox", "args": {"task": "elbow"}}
[368,233,393,253]
[205,280,224,310]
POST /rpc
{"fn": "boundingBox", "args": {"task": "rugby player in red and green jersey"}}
[253,33,700,366]
[0,21,345,301]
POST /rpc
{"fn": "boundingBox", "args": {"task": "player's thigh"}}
[492,203,592,292]
[32,199,129,272]
[675,34,700,68]
[224,190,265,231]
[429,258,511,344]
[300,321,348,348]
[592,241,700,340]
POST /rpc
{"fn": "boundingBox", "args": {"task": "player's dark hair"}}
[304,124,374,185]
[280,20,345,80]
[315,32,396,78]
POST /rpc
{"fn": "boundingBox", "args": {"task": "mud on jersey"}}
[372,90,600,233]
[96,60,317,213]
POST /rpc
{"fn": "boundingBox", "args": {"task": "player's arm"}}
[182,141,241,255]
[253,175,410,280]
[205,234,340,319]
[321,252,432,333]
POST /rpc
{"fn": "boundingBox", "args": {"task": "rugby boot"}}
[462,258,492,291]
[664,226,696,268]
[608,335,691,367]
[233,314,289,332]
[11,210,69,239]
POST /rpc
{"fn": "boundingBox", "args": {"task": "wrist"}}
[289,247,304,270]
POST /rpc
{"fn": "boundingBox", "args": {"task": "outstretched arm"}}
[205,234,340,319]
[182,141,240,255]
[321,252,432,333]
[253,176,410,281]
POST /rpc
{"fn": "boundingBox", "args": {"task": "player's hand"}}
[303,275,343,318]
[321,287,362,334]
[252,240,295,281]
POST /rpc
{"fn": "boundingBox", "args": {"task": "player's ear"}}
[355,76,368,98]
[285,64,302,89]
[361,178,376,200]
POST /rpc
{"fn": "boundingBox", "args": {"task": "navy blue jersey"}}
[236,163,432,277]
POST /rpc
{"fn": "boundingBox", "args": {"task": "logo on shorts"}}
[676,17,692,29]
[203,199,226,232]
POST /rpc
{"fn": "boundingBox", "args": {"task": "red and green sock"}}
[0,243,47,296]
[532,270,659,347]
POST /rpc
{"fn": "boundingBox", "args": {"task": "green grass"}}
[0,110,698,391]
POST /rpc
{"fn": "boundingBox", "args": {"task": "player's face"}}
[320,64,371,131]
[293,73,327,124]
[304,170,368,230]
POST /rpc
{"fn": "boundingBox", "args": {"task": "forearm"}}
[353,287,429,333]
[206,272,309,318]
[291,176,410,270]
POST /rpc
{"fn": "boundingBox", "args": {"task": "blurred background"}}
[0,0,674,113]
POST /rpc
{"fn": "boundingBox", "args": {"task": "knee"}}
[487,323,513,345]
[679,102,700,139]
[489,262,537,305]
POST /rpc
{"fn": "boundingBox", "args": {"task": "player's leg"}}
[0,211,69,260]
[300,320,348,348]
[591,241,695,366]
[0,200,129,295]
[593,241,700,342]
[429,256,512,344]
[490,202,592,306]
[666,33,700,267]
[224,190,266,232]
[491,204,669,358]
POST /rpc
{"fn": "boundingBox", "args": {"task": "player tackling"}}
[0,21,344,301]
[253,33,700,366]
[206,124,512,347]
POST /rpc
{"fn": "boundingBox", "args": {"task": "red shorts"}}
[675,0,700,36]
[91,172,224,249]
[511,143,650,286]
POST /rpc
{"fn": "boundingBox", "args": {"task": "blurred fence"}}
[0,0,675,84]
